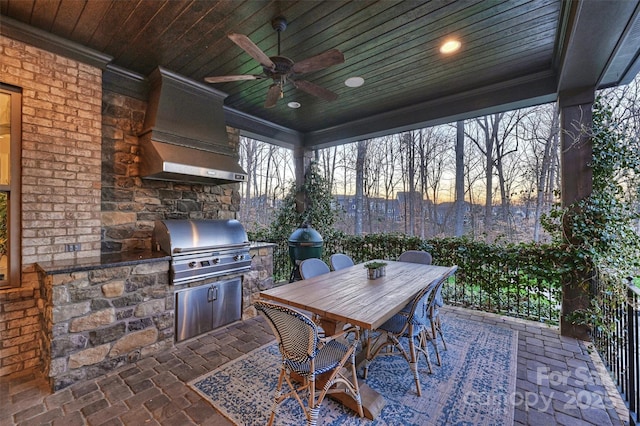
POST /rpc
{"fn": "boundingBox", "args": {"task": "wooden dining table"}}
[259,260,457,419]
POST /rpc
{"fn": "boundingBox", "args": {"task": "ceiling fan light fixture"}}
[287,101,301,109]
[345,76,365,87]
[440,39,461,54]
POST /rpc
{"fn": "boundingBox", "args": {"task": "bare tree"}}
[463,128,486,237]
[318,146,338,193]
[354,140,368,235]
[532,104,560,241]
[380,135,400,232]
[398,132,417,235]
[238,137,258,223]
[454,120,465,236]
[466,117,495,233]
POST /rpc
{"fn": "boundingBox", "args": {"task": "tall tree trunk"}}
[406,133,416,236]
[354,140,367,235]
[482,118,494,231]
[454,120,465,236]
[418,130,427,238]
[533,106,559,241]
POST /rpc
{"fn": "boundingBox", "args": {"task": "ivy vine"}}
[541,97,640,331]
[252,161,338,243]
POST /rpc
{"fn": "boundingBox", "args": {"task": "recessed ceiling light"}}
[440,39,461,54]
[287,101,301,109]
[345,76,365,87]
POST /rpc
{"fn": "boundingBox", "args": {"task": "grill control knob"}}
[212,258,220,264]
[188,261,197,268]
[234,254,244,261]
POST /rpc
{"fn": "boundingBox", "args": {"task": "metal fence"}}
[592,277,639,425]
[263,235,563,325]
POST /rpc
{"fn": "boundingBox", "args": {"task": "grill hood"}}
[139,67,247,185]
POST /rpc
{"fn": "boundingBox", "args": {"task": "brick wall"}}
[0,36,103,376]
[0,287,40,376]
[0,35,102,263]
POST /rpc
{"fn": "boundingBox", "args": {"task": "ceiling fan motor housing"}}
[264,56,294,79]
[271,16,288,32]
[206,14,342,107]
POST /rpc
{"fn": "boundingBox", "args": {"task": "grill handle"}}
[172,243,249,254]
[208,285,218,302]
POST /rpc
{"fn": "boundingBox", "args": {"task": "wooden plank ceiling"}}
[1,0,640,147]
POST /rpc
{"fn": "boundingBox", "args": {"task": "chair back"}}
[405,266,458,323]
[404,283,436,324]
[254,300,318,363]
[399,250,432,265]
[299,258,331,279]
[429,265,458,310]
[329,253,354,271]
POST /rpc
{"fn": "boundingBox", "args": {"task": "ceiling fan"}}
[204,16,344,108]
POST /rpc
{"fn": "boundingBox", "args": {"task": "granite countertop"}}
[37,242,274,275]
[249,241,276,249]
[36,249,170,275]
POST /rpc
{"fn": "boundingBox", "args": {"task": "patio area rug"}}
[189,317,518,425]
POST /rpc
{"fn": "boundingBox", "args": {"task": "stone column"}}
[558,87,594,340]
[293,145,313,214]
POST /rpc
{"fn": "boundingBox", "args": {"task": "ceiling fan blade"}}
[204,75,263,83]
[265,84,281,108]
[291,80,338,101]
[292,49,345,74]
[228,33,275,70]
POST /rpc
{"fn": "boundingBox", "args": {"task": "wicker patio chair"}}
[297,258,331,327]
[398,250,432,265]
[299,258,331,279]
[329,253,355,271]
[362,282,437,397]
[254,300,364,426]
[426,266,458,365]
[398,249,448,363]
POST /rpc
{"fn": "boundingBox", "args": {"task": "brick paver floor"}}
[0,306,630,425]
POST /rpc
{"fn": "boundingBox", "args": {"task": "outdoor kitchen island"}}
[35,242,274,391]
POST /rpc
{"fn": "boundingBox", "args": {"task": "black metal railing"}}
[592,276,639,425]
[257,234,563,325]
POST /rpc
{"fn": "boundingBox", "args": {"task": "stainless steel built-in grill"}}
[153,219,252,342]
[152,219,251,285]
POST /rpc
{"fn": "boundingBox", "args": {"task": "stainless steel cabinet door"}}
[211,278,242,329]
[175,277,242,342]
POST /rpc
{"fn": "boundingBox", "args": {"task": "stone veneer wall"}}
[0,36,103,376]
[101,89,243,253]
[38,242,273,391]
[39,260,172,391]
[244,244,275,318]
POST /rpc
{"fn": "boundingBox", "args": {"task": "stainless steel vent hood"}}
[139,67,247,185]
